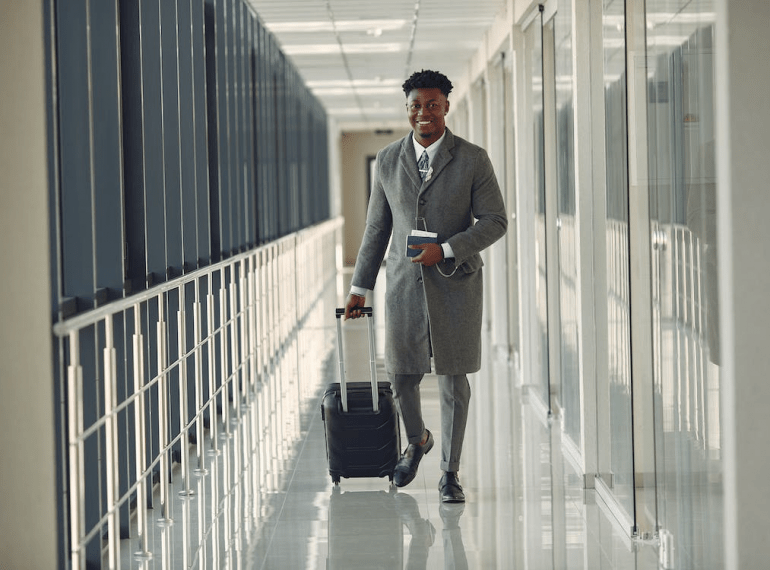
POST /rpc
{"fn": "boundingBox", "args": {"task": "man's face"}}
[406,88,450,147]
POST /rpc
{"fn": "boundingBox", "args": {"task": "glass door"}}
[551,0,580,453]
[525,0,579,443]
[594,0,636,525]
[646,3,723,567]
[525,9,552,409]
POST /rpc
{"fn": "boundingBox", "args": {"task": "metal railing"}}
[651,221,720,455]
[53,218,342,569]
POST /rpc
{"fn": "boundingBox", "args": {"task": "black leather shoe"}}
[439,472,465,503]
[393,430,434,488]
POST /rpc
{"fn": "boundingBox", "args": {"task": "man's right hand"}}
[344,293,366,320]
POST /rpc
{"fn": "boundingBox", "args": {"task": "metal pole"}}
[67,330,84,570]
[220,275,230,434]
[193,281,208,473]
[177,291,193,498]
[230,279,240,421]
[207,272,219,455]
[103,315,119,569]
[157,295,171,523]
[132,304,152,559]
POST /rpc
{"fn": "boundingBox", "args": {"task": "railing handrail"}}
[52,217,343,337]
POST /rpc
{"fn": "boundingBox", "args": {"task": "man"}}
[344,70,507,503]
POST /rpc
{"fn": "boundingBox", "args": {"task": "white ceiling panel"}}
[246,0,507,129]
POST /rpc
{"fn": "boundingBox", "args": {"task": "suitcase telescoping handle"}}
[335,307,379,413]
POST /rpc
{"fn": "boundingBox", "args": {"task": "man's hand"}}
[410,242,444,267]
[344,293,366,320]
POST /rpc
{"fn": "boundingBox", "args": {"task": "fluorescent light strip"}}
[326,107,402,116]
[283,42,403,56]
[306,78,403,88]
[266,19,407,33]
[313,87,402,96]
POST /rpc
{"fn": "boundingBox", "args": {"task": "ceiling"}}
[246,0,508,131]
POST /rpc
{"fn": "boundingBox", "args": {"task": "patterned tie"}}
[418,150,429,180]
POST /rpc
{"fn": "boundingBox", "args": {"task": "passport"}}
[406,230,438,257]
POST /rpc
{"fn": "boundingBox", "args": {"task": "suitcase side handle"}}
[335,307,378,413]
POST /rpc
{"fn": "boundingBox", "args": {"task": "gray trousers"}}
[390,373,470,473]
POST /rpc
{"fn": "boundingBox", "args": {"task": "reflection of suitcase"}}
[321,308,400,484]
[327,488,403,568]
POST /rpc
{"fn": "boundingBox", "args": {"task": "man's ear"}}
[445,99,450,115]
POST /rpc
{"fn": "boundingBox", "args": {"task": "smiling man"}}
[344,70,507,503]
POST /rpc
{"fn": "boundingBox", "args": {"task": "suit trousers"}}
[390,373,470,473]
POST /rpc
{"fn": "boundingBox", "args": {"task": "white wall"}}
[717,0,770,567]
[339,129,409,266]
[0,2,58,568]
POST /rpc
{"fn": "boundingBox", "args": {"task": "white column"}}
[625,0,657,538]
[716,1,770,568]
[570,0,599,483]
[485,58,511,358]
[0,2,58,568]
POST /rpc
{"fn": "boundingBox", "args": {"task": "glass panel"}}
[553,0,580,449]
[600,0,635,518]
[529,15,551,406]
[646,2,723,567]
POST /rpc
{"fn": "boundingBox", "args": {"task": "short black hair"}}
[402,70,453,97]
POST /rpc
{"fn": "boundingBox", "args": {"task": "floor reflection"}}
[437,503,468,570]
[116,276,665,569]
[327,488,405,568]
[323,487,470,570]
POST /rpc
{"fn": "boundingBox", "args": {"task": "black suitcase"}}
[321,307,400,484]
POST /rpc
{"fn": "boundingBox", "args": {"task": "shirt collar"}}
[412,129,446,165]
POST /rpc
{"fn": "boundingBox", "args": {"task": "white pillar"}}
[0,2,58,568]
[716,1,770,568]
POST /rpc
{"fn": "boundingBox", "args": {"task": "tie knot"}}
[418,151,429,180]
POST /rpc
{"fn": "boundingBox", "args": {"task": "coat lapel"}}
[399,135,423,190]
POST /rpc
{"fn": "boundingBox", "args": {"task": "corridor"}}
[3,1,770,569]
[114,269,660,569]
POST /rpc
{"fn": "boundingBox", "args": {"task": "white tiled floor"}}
[118,273,662,569]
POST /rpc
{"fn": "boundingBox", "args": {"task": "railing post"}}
[207,272,219,455]
[157,294,172,524]
[132,304,152,560]
[240,258,249,399]
[103,315,119,569]
[177,284,193,498]
[249,254,258,394]
[67,330,84,570]
[230,276,240,420]
[220,272,230,434]
[193,280,208,473]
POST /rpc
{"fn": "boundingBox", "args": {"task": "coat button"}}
[419,199,426,205]
[417,276,423,283]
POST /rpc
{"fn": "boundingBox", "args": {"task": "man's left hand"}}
[410,242,444,267]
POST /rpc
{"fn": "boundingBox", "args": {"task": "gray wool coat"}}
[351,129,507,375]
